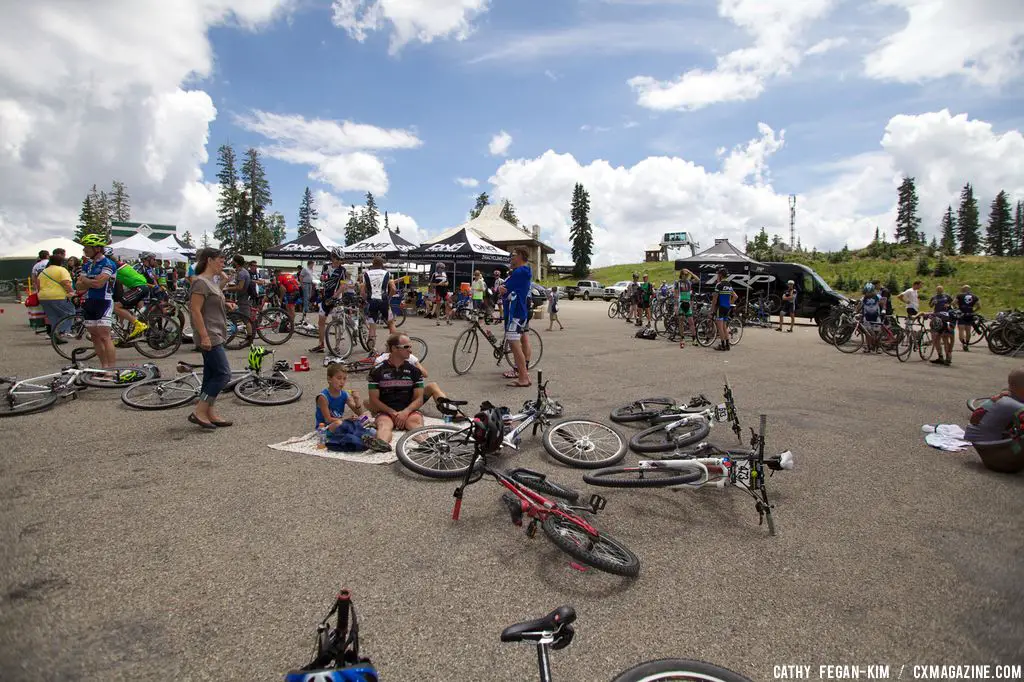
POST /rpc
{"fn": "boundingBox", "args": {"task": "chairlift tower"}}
[789,194,797,249]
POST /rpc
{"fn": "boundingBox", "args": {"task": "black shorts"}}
[82,298,113,326]
[120,286,147,309]
[365,299,392,325]
[906,307,918,317]
[434,286,449,301]
[639,299,651,310]
[319,298,337,317]
[678,301,692,317]
[957,313,975,326]
[782,301,795,314]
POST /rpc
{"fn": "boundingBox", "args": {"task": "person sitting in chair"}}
[965,367,1024,444]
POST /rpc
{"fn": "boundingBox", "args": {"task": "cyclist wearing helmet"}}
[75,234,118,367]
[928,285,955,366]
[361,256,397,352]
[310,248,348,353]
[429,262,451,324]
[675,268,698,348]
[712,268,737,351]
[112,255,150,340]
[955,284,981,351]
[778,279,797,333]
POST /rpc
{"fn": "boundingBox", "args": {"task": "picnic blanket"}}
[922,424,971,452]
[268,416,446,464]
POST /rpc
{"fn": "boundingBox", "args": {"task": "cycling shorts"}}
[678,301,692,317]
[930,315,953,335]
[716,306,732,321]
[906,307,918,317]
[957,313,975,326]
[284,291,301,305]
[365,299,393,325]
[319,298,337,317]
[121,286,147,309]
[505,316,529,342]
[82,298,113,327]
[639,298,651,310]
[434,286,449,302]
[782,301,795,314]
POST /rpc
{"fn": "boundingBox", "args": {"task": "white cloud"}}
[864,0,1024,86]
[544,69,558,81]
[487,111,1024,264]
[488,130,512,156]
[455,177,479,187]
[581,124,613,133]
[0,0,292,254]
[236,111,422,196]
[805,36,848,56]
[332,0,490,55]
[314,189,424,245]
[628,0,835,111]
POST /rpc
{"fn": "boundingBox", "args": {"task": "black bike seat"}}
[500,606,576,643]
[438,398,468,407]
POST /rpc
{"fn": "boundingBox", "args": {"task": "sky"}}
[2,0,1024,266]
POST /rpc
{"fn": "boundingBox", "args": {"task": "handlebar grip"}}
[759,414,766,440]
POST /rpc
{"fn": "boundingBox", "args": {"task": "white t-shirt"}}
[32,259,49,277]
[375,352,420,366]
[363,268,390,301]
[900,288,920,310]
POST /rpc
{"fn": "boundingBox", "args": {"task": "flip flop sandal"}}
[502,369,519,379]
[506,382,532,388]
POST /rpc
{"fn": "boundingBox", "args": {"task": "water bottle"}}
[317,423,328,449]
[357,414,371,428]
[366,426,377,438]
[483,328,495,342]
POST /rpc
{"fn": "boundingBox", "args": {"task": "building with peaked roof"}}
[424,204,555,278]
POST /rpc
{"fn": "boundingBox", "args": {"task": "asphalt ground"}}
[1,300,1022,681]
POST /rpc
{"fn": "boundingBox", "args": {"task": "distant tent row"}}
[263,227,509,264]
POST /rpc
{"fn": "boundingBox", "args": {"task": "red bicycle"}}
[451,405,640,577]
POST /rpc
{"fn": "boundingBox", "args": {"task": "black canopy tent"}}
[343,229,418,262]
[405,227,511,291]
[674,238,774,299]
[262,230,342,262]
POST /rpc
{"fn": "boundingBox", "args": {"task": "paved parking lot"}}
[1,299,1022,681]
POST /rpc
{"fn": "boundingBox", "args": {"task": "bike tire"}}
[607,301,618,318]
[542,418,627,468]
[583,464,702,488]
[966,320,987,346]
[452,328,479,375]
[609,398,676,423]
[919,333,935,360]
[727,318,743,346]
[233,375,303,405]
[134,314,182,359]
[51,313,96,361]
[78,364,159,388]
[224,312,254,351]
[833,323,863,353]
[121,376,200,410]
[325,320,354,359]
[695,318,717,347]
[255,308,293,345]
[611,658,754,682]
[629,419,711,454]
[407,336,429,363]
[358,318,374,353]
[395,424,478,479]
[392,305,406,328]
[0,382,59,417]
[507,469,580,502]
[541,515,640,578]
[504,328,543,369]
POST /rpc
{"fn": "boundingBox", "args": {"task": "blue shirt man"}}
[498,248,533,386]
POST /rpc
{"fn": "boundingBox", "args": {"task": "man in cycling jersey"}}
[310,249,348,353]
[928,285,955,365]
[638,273,654,327]
[627,273,640,324]
[499,246,533,387]
[75,235,118,367]
[711,269,737,351]
[429,262,452,324]
[675,268,698,348]
[857,283,883,352]
[275,268,301,331]
[778,280,797,333]
[362,256,397,352]
[955,284,981,351]
[367,333,425,444]
[897,281,923,317]
[139,253,166,302]
[225,254,253,320]
[369,347,462,419]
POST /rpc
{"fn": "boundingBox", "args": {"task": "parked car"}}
[564,280,604,300]
[530,283,549,309]
[603,281,632,300]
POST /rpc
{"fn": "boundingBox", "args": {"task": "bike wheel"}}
[508,470,580,502]
[833,323,864,353]
[695,319,717,347]
[79,364,160,388]
[894,328,912,362]
[541,515,640,577]
[766,293,782,314]
[224,312,254,351]
[134,314,182,359]
[407,336,428,363]
[255,308,293,345]
[542,418,627,468]
[504,328,542,369]
[919,333,935,360]
[880,326,904,358]
[325,320,353,359]
[392,304,406,328]
[358,318,374,353]
[967,320,987,346]
[629,419,711,454]
[609,398,676,424]
[727,318,743,346]
[233,375,303,405]
[607,301,618,318]
[611,659,754,682]
[395,424,477,479]
[452,328,479,375]
[51,313,96,361]
[0,382,59,417]
[121,375,200,410]
[583,464,702,488]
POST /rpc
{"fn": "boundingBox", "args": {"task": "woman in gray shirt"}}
[188,247,233,429]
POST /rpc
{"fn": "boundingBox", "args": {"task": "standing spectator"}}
[74,235,117,368]
[38,253,75,337]
[300,260,317,315]
[188,247,233,429]
[547,285,564,331]
[489,269,504,324]
[31,250,50,295]
[638,273,654,327]
[928,285,955,366]
[897,280,922,317]
[429,263,452,324]
[472,270,486,313]
[362,256,397,352]
[711,268,737,351]
[955,285,981,351]
[777,280,797,332]
[627,273,640,325]
[312,248,348,353]
[226,254,252,321]
[676,268,698,348]
[498,246,533,387]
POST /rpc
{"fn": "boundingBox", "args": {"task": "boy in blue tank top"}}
[316,364,366,431]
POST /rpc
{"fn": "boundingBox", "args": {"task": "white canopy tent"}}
[111,233,187,262]
[6,237,84,259]
[153,234,196,258]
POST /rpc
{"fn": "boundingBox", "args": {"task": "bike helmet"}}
[140,252,155,260]
[78,233,108,247]
[863,282,875,294]
[471,404,505,455]
[247,345,270,371]
[331,246,346,260]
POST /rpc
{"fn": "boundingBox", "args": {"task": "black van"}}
[676,260,849,324]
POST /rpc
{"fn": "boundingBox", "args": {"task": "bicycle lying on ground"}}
[120,347,302,409]
[395,372,626,478]
[286,590,755,681]
[1,349,159,417]
[452,313,543,375]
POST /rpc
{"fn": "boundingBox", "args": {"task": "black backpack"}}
[635,326,658,340]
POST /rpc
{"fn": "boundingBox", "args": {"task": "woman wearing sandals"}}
[777,280,796,333]
[187,247,234,429]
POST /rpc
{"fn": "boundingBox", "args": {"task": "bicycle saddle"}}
[500,606,576,647]
[435,397,467,415]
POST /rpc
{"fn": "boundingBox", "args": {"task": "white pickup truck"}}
[564,280,604,300]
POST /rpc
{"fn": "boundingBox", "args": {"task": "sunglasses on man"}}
[391,344,413,350]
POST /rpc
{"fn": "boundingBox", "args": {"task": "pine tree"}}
[269,212,287,244]
[384,211,390,232]
[236,190,252,252]
[88,184,110,238]
[201,231,211,248]
[984,190,1013,256]
[929,236,939,253]
[345,205,362,245]
[568,183,593,278]
[214,144,241,250]
[469,192,489,219]
[894,177,921,244]
[109,180,131,222]
[75,195,95,240]
[1013,201,1024,257]
[241,148,272,253]
[957,183,981,255]
[297,186,317,236]
[500,199,519,225]
[939,205,957,255]
[873,227,881,244]
[362,192,379,238]
[180,231,194,246]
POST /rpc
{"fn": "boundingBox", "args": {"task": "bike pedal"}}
[526,520,538,538]
[588,494,607,513]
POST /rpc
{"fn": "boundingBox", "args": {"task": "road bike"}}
[395,372,626,478]
[986,310,1024,356]
[324,301,374,358]
[451,314,543,375]
[833,314,910,361]
[609,394,713,424]
[51,301,182,361]
[286,591,754,681]
[120,348,302,409]
[0,349,159,417]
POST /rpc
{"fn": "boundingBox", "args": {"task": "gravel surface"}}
[1,301,1022,681]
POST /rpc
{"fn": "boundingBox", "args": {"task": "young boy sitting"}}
[316,364,390,451]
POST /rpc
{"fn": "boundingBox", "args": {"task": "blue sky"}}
[2,0,1023,263]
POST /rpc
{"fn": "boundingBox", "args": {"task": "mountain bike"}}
[286,591,754,681]
[451,315,543,375]
[51,305,182,361]
[395,372,626,478]
[324,301,374,358]
[833,314,910,361]
[0,350,159,417]
[609,394,713,424]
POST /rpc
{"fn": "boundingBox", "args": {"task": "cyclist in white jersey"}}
[361,256,396,351]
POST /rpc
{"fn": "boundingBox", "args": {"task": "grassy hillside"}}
[543,255,1024,312]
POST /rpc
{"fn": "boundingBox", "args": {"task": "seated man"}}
[965,367,1024,444]
[371,346,465,421]
[367,333,426,444]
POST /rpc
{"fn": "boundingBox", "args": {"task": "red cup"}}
[294,362,303,371]
[300,356,308,365]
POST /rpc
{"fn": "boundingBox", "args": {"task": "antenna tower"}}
[789,194,797,249]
